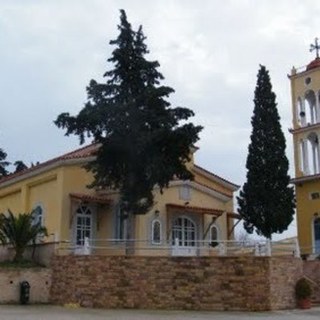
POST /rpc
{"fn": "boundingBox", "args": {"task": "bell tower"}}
[290,38,320,256]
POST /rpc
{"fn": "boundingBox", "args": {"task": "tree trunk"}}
[125,211,136,255]
[14,246,24,263]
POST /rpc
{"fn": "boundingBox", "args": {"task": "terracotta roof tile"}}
[69,192,111,205]
[0,143,98,185]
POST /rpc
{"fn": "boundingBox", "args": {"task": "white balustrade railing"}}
[57,237,300,258]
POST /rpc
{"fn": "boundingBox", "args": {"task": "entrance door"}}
[314,218,320,253]
[74,205,93,254]
[172,216,197,256]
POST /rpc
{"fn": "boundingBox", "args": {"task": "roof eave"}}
[0,157,95,189]
[192,165,240,191]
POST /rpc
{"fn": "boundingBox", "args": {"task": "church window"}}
[305,77,311,85]
[151,219,161,244]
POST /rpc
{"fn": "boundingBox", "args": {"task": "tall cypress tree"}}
[55,10,202,241]
[237,65,295,239]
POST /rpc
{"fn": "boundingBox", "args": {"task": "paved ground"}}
[0,305,319,319]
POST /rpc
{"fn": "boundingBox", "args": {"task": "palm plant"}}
[0,210,48,262]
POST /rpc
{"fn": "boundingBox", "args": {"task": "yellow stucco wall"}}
[295,181,320,254]
[0,155,237,255]
[0,189,21,214]
[135,183,232,249]
[290,66,320,254]
[0,169,62,239]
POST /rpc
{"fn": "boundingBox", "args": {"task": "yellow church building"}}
[0,143,240,256]
[290,40,320,256]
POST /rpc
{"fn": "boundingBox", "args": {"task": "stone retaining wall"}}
[50,255,302,311]
[0,268,51,303]
[270,258,303,309]
[303,260,320,302]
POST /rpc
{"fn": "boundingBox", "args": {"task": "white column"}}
[316,93,320,123]
[218,243,226,256]
[294,238,301,258]
[302,139,310,175]
[265,239,271,257]
[83,237,91,255]
[311,105,315,124]
[301,99,306,126]
[317,141,320,174]
[312,144,317,174]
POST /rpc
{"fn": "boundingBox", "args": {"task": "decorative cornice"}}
[169,180,232,202]
[289,123,320,134]
[291,173,320,184]
[192,165,240,191]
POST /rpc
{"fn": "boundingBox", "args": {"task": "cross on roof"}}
[310,37,320,59]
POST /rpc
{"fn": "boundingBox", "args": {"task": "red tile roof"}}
[307,57,320,71]
[69,192,111,205]
[0,143,98,185]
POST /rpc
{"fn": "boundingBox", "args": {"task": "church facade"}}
[0,143,239,256]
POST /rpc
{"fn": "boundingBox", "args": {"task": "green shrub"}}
[295,278,312,300]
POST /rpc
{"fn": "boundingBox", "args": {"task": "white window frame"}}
[32,204,44,226]
[172,216,196,247]
[74,205,93,246]
[209,224,219,247]
[179,184,191,201]
[151,219,162,245]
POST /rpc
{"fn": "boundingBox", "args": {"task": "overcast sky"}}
[1,0,319,239]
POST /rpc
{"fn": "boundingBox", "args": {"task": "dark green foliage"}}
[237,65,295,239]
[14,160,28,173]
[0,210,48,262]
[55,10,202,220]
[295,278,312,299]
[0,149,9,177]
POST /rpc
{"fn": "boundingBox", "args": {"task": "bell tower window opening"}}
[305,90,316,125]
[297,97,305,126]
[302,133,320,176]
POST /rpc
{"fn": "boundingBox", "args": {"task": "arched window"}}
[297,97,305,126]
[32,205,43,226]
[75,205,92,246]
[172,216,196,247]
[151,219,161,244]
[209,224,219,247]
[307,132,320,175]
[305,90,316,125]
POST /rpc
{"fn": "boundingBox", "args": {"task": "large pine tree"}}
[237,65,295,239]
[55,10,202,241]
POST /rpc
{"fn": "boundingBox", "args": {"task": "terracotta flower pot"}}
[297,298,311,309]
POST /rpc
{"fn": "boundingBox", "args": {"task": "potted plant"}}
[295,278,312,309]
